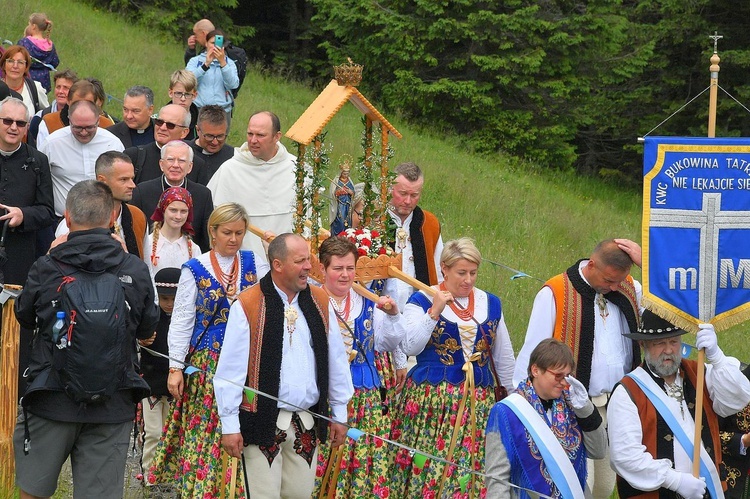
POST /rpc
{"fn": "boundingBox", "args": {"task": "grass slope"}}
[2,0,748,369]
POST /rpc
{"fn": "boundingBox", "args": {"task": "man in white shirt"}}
[388,162,444,310]
[608,310,750,499]
[215,233,353,499]
[41,100,124,218]
[513,238,642,498]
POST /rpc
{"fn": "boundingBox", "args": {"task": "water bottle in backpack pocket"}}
[52,260,130,404]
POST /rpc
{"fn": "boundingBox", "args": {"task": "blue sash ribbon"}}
[500,393,584,499]
[626,369,723,499]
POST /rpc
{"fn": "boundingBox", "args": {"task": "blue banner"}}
[643,136,750,331]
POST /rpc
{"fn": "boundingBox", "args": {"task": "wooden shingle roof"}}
[285,80,402,145]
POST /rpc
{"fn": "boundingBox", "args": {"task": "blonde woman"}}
[389,237,516,497]
[147,203,269,497]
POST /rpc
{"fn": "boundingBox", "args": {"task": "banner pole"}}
[694,32,722,477]
[707,32,722,138]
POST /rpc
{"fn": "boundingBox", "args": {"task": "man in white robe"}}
[208,111,296,260]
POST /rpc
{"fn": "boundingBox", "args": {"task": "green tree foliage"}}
[309,0,661,172]
[84,0,253,44]
[85,0,750,180]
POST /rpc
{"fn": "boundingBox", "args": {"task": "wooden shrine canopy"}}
[285,80,402,145]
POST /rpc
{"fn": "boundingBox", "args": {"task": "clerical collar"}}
[162,175,186,190]
[194,139,213,155]
[0,143,21,157]
[136,128,146,134]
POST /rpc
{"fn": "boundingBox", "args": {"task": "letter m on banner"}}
[643,136,750,332]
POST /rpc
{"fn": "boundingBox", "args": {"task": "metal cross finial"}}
[709,31,723,54]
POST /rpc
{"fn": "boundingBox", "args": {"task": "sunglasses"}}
[154,118,187,130]
[545,369,571,382]
[0,117,28,128]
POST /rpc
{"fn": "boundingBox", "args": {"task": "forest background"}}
[96,0,750,183]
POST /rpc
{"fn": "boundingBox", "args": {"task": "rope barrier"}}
[138,343,553,498]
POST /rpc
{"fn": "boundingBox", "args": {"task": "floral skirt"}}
[146,348,244,498]
[314,386,391,498]
[389,378,494,498]
[375,350,399,414]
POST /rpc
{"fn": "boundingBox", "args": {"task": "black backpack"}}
[226,43,248,98]
[51,260,130,404]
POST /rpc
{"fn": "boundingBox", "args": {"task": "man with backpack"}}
[13,179,159,499]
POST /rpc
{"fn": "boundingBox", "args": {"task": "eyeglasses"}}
[70,124,97,133]
[154,118,187,130]
[354,210,363,218]
[0,117,28,128]
[172,91,194,100]
[6,59,27,67]
[545,369,571,382]
[200,132,227,142]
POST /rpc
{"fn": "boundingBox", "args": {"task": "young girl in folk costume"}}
[144,187,197,279]
[314,237,405,498]
[17,13,59,93]
[138,268,182,481]
[389,237,516,498]
[147,203,269,498]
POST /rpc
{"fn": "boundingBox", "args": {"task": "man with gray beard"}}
[608,310,750,499]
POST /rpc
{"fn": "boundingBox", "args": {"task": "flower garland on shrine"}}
[302,132,331,251]
[357,119,395,251]
[293,141,308,234]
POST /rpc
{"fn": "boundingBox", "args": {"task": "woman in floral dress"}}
[314,236,404,497]
[389,237,515,498]
[147,203,269,497]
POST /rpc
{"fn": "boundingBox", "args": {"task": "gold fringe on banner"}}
[712,305,750,333]
[0,284,23,491]
[642,297,700,334]
[643,296,750,334]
